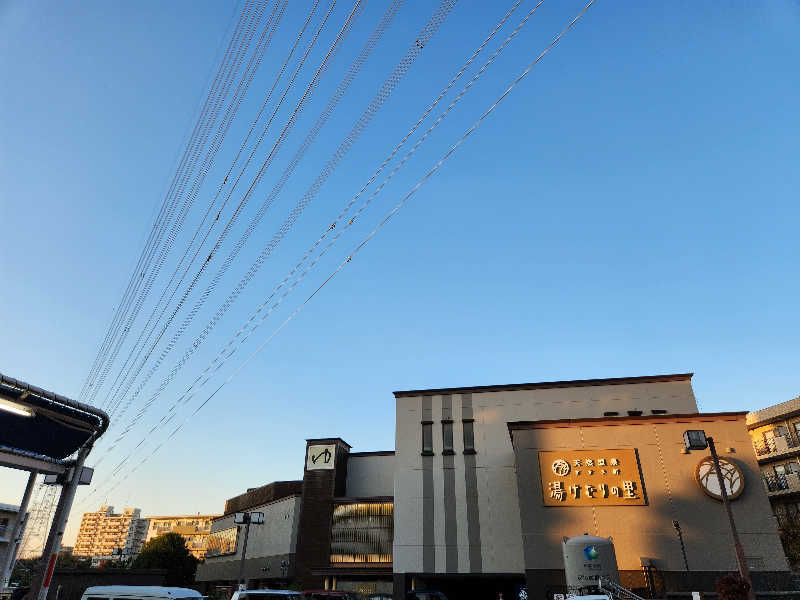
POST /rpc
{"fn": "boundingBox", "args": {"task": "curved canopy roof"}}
[0,372,109,468]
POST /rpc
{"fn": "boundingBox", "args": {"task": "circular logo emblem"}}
[695,456,745,501]
[584,545,599,560]
[552,459,571,477]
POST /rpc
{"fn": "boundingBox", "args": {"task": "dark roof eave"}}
[507,410,747,438]
[394,373,694,398]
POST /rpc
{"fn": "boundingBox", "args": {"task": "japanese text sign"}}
[538,448,646,506]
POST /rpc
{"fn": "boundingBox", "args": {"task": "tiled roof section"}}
[223,480,303,515]
[747,396,800,427]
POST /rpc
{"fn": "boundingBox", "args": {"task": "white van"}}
[81,586,203,600]
[229,591,303,600]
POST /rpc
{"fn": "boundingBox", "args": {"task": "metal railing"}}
[753,432,800,456]
[597,576,647,600]
[754,439,777,456]
[764,473,790,492]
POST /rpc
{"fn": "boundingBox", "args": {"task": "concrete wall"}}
[197,494,301,583]
[393,376,699,576]
[510,413,789,575]
[46,569,167,600]
[346,454,395,498]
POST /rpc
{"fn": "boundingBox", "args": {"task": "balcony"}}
[753,434,800,460]
[763,473,800,496]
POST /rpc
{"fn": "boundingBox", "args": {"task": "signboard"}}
[538,449,646,506]
[695,456,744,501]
[306,444,336,470]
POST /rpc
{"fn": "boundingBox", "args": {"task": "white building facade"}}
[391,373,699,596]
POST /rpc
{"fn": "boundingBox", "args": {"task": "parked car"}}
[81,586,203,600]
[230,590,304,600]
[303,592,358,600]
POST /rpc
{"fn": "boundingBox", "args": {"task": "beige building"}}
[145,514,219,559]
[392,373,792,599]
[509,411,789,595]
[73,506,149,558]
[747,396,800,553]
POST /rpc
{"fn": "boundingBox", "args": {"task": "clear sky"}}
[1,0,798,550]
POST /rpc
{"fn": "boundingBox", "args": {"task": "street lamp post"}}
[233,511,263,590]
[683,430,755,600]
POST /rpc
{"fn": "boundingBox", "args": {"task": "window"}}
[651,409,668,415]
[0,517,8,537]
[205,526,238,557]
[442,420,454,455]
[603,411,619,417]
[421,421,433,455]
[330,502,393,564]
[786,463,800,475]
[463,419,475,454]
[627,410,643,416]
[775,465,787,476]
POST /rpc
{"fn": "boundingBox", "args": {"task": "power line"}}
[128,0,528,444]
[96,0,598,498]
[81,0,262,409]
[88,0,268,411]
[100,0,350,434]
[102,0,321,423]
[80,1,456,496]
[100,0,287,417]
[101,0,452,460]
[78,0,255,404]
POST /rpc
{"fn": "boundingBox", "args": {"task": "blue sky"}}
[1,0,798,547]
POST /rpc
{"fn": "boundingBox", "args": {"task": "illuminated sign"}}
[538,449,646,506]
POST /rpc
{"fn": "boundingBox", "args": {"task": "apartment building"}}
[747,396,800,529]
[1,503,27,591]
[145,514,219,559]
[73,507,149,558]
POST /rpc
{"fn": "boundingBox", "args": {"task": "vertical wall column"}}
[294,437,351,589]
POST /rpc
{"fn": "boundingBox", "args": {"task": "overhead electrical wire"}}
[99,0,287,417]
[98,0,353,433]
[88,0,268,411]
[90,0,598,500]
[79,0,256,404]
[79,2,455,493]
[86,0,261,408]
[82,0,263,409]
[130,0,531,438]
[101,0,325,422]
[99,0,454,461]
[88,0,531,492]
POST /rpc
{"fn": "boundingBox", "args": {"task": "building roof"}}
[0,503,21,512]
[747,396,800,428]
[507,410,746,437]
[223,480,303,515]
[0,372,109,466]
[393,373,693,398]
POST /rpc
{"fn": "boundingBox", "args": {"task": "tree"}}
[132,533,198,586]
[715,575,751,600]
[56,553,92,569]
[779,521,800,566]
